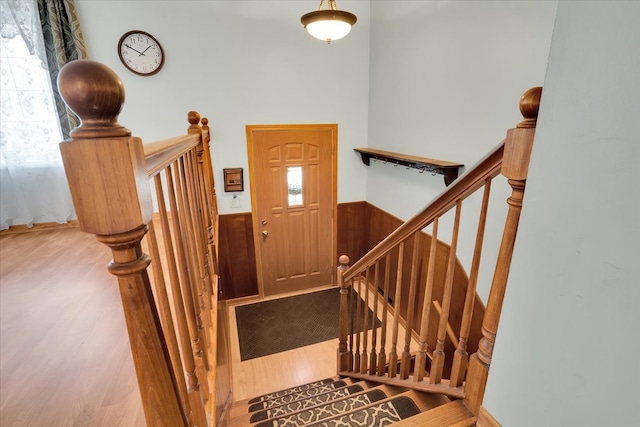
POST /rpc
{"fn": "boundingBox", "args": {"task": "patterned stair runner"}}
[254,389,387,427]
[305,396,420,427]
[250,384,365,422]
[249,378,335,404]
[249,381,349,412]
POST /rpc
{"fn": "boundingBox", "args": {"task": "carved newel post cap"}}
[188,111,201,126]
[338,255,350,266]
[517,86,542,129]
[57,60,130,138]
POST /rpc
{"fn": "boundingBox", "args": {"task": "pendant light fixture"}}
[301,0,357,44]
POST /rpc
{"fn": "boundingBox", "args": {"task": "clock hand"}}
[125,44,144,55]
[139,46,151,56]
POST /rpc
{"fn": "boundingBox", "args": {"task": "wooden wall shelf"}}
[354,148,464,186]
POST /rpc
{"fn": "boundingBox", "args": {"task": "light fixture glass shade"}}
[301,9,357,43]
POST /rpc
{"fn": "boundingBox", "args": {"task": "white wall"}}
[484,1,640,425]
[76,0,370,214]
[366,1,557,300]
[367,0,557,218]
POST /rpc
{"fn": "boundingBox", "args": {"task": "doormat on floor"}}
[235,288,381,361]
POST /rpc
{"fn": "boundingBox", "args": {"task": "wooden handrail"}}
[337,87,542,419]
[57,60,228,427]
[144,134,200,177]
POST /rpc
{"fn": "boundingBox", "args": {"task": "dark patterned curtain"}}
[37,0,88,139]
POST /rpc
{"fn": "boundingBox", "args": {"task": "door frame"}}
[246,124,338,298]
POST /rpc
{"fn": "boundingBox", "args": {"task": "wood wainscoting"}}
[337,201,484,378]
[218,213,259,299]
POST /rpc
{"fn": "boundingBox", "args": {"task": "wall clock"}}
[117,30,164,76]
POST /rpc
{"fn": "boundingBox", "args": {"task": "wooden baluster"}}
[377,254,391,376]
[146,222,196,426]
[450,179,492,387]
[431,200,462,384]
[388,242,404,378]
[167,163,211,401]
[464,87,540,414]
[354,272,363,373]
[190,113,217,290]
[184,149,214,366]
[337,255,350,373]
[415,217,439,382]
[194,115,219,302]
[179,153,211,371]
[369,261,380,375]
[199,117,219,241]
[57,60,188,426]
[155,173,208,427]
[360,267,370,374]
[400,232,421,379]
[348,276,355,372]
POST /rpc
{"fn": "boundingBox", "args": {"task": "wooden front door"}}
[247,125,336,296]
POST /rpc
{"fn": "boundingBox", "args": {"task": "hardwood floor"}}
[0,227,342,426]
[227,287,340,402]
[0,227,145,427]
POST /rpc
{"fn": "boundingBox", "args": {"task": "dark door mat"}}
[236,288,381,361]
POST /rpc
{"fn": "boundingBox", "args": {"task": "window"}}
[287,166,303,206]
[1,33,63,168]
[0,0,78,229]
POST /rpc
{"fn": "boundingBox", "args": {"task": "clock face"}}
[118,31,164,76]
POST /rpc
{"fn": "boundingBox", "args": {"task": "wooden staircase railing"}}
[57,60,231,426]
[337,87,541,416]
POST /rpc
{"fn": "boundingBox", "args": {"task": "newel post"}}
[57,60,188,426]
[464,87,541,414]
[337,255,351,373]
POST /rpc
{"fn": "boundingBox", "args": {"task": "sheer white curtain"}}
[0,0,75,229]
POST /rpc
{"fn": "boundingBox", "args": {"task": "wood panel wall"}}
[337,201,485,376]
[218,213,258,299]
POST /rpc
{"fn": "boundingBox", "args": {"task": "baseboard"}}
[0,220,79,235]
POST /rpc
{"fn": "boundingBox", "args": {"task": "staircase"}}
[56,58,539,426]
[229,87,541,427]
[228,376,461,427]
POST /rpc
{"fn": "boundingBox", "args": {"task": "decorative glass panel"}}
[287,166,303,206]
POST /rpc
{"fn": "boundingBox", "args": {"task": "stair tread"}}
[230,376,344,420]
[390,400,475,427]
[302,392,423,427]
[248,380,353,412]
[229,377,363,425]
[246,389,448,427]
[248,378,336,404]
[249,384,368,423]
[252,388,388,427]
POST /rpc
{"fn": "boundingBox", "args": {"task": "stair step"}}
[248,378,335,404]
[249,383,367,423]
[303,392,422,427]
[390,400,475,427]
[252,388,388,426]
[297,390,448,427]
[248,379,356,412]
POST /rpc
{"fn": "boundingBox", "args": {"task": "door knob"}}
[262,230,269,237]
